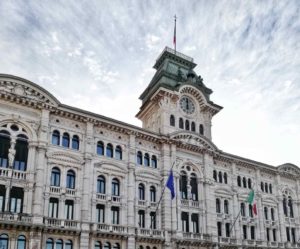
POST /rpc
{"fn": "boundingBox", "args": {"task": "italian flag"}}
[247,190,257,215]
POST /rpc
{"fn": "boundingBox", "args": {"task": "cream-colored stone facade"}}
[0,47,299,249]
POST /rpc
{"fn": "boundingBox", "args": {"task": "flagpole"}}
[229,209,241,235]
[149,161,176,229]
[173,15,177,53]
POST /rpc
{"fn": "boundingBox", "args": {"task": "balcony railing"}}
[180,199,200,208]
[136,228,163,238]
[92,223,127,234]
[0,168,27,180]
[96,193,107,201]
[44,217,79,229]
[0,212,32,224]
[182,233,212,241]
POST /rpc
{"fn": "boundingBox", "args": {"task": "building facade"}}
[0,47,299,249]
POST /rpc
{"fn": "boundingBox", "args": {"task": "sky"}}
[0,0,299,166]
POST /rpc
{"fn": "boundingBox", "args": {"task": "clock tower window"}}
[179,118,184,129]
[185,120,190,131]
[191,122,195,132]
[170,115,175,127]
[199,124,204,135]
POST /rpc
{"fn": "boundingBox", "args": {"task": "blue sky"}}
[0,0,299,166]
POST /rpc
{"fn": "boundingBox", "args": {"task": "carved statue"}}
[8,145,16,168]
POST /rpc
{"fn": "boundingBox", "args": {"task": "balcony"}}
[136,228,163,238]
[92,223,127,234]
[268,241,278,247]
[180,199,200,208]
[111,195,121,203]
[0,168,27,180]
[44,217,79,229]
[96,193,107,201]
[137,200,146,206]
[182,232,212,242]
[0,212,32,224]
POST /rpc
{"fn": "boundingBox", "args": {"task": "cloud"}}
[0,0,299,165]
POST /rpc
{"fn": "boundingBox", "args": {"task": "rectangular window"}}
[225,223,230,237]
[192,214,199,233]
[217,222,222,237]
[273,229,277,242]
[49,198,59,218]
[96,204,105,223]
[266,228,270,241]
[181,212,189,232]
[111,206,119,224]
[150,212,156,229]
[138,210,145,228]
[243,225,247,239]
[10,187,23,213]
[65,200,74,220]
[291,228,296,243]
[250,226,255,240]
[286,227,290,242]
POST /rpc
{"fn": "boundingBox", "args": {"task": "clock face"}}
[179,96,195,114]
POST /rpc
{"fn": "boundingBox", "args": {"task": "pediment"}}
[170,131,218,151]
[0,74,59,107]
[94,160,128,175]
[277,163,300,177]
[46,151,84,165]
[135,168,161,181]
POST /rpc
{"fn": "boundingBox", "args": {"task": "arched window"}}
[146,247,150,249]
[150,186,156,202]
[190,174,198,201]
[137,151,143,165]
[0,130,10,168]
[46,238,54,249]
[151,155,157,168]
[224,200,229,214]
[113,243,120,249]
[241,203,245,217]
[218,171,223,183]
[138,183,145,200]
[248,178,252,189]
[66,170,75,189]
[144,153,150,166]
[179,171,188,199]
[288,198,294,218]
[106,143,113,158]
[264,207,268,220]
[112,178,120,196]
[52,130,60,145]
[213,170,217,182]
[62,132,70,148]
[271,208,275,221]
[243,177,247,188]
[97,141,104,155]
[104,242,111,249]
[179,118,184,129]
[237,176,241,187]
[191,122,195,132]
[17,235,26,249]
[283,197,288,216]
[95,242,102,249]
[265,183,268,193]
[269,184,272,194]
[71,135,79,150]
[115,145,122,160]
[170,115,175,126]
[199,124,204,135]
[224,172,228,184]
[139,246,144,249]
[56,239,63,249]
[14,135,28,171]
[249,204,253,217]
[65,240,73,249]
[261,182,264,192]
[50,167,60,186]
[97,176,106,194]
[216,198,221,213]
[185,120,190,131]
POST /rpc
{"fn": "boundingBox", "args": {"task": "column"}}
[75,197,80,220]
[25,185,34,214]
[58,197,65,220]
[170,144,177,232]
[257,194,265,241]
[4,184,10,212]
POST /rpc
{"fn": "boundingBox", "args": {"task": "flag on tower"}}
[166,169,175,199]
[247,189,257,215]
[173,15,177,51]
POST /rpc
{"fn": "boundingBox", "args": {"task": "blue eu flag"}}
[166,170,175,199]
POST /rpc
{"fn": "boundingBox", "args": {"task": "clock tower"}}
[136,47,222,141]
